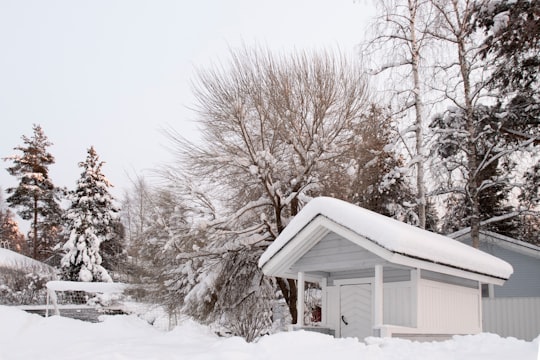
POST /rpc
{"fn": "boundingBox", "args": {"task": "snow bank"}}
[0,306,537,360]
[259,197,513,280]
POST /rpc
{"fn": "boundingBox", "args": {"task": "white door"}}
[340,284,372,339]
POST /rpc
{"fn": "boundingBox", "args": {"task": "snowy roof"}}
[259,197,513,282]
[0,247,56,273]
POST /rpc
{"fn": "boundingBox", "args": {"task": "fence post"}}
[46,287,60,316]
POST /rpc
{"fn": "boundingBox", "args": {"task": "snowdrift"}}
[0,306,538,360]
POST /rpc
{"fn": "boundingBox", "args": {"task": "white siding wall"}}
[325,286,340,332]
[418,279,481,334]
[482,297,540,341]
[325,278,485,337]
[383,282,413,327]
[325,281,415,335]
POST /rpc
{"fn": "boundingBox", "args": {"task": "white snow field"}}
[0,306,538,360]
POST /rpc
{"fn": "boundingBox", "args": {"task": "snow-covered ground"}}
[0,306,538,360]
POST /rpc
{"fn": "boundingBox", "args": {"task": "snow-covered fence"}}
[45,281,176,329]
[46,281,128,319]
[482,297,540,341]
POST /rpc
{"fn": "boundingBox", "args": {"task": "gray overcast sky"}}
[0,0,376,199]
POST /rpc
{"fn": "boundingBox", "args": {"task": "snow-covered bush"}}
[182,248,275,342]
[0,265,55,305]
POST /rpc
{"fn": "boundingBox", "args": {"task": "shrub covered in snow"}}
[182,248,275,342]
[0,265,55,305]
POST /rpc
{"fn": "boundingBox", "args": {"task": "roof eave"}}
[387,252,507,285]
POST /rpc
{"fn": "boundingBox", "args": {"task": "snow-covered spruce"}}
[61,146,118,282]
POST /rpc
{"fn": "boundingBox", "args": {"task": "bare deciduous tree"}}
[169,47,370,325]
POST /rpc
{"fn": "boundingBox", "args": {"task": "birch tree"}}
[433,104,521,237]
[363,0,437,228]
[428,0,489,248]
[428,0,539,246]
[120,175,153,277]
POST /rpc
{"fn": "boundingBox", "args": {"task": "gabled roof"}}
[450,229,540,259]
[259,197,513,284]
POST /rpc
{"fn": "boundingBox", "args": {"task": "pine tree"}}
[61,146,118,282]
[477,0,540,239]
[4,124,63,261]
[364,0,437,228]
[517,162,540,244]
[476,0,540,98]
[99,220,126,277]
[349,105,420,225]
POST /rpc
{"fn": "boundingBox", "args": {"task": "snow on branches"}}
[61,147,118,282]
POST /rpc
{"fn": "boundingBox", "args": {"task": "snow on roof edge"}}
[0,248,56,273]
[46,280,127,293]
[259,197,513,280]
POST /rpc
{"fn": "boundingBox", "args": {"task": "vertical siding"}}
[383,283,412,327]
[325,286,340,332]
[458,235,540,298]
[418,279,481,334]
[484,245,540,298]
[482,297,540,341]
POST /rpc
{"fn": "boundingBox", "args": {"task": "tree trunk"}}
[409,0,427,229]
[453,0,480,248]
[273,190,303,323]
[276,277,298,324]
[33,195,38,259]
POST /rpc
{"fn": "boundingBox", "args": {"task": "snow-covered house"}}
[450,230,540,340]
[0,247,56,274]
[258,197,513,340]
